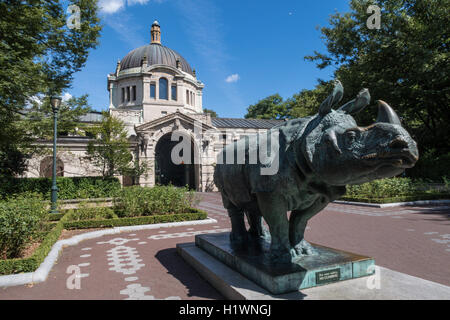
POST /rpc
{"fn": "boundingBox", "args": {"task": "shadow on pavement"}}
[155,248,225,300]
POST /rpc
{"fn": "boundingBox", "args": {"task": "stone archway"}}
[40,156,64,178]
[154,132,198,190]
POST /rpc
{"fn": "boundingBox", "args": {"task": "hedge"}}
[62,209,207,229]
[340,193,450,204]
[0,176,121,200]
[0,216,66,275]
[0,208,207,275]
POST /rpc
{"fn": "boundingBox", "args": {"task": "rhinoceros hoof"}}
[294,239,317,256]
[269,247,298,264]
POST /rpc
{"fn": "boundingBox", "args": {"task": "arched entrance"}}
[40,156,64,178]
[155,133,197,190]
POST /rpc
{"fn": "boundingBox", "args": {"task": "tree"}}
[244,94,288,119]
[25,95,92,139]
[305,0,450,157]
[0,0,101,115]
[0,0,101,175]
[286,81,335,118]
[86,113,136,178]
[203,108,218,117]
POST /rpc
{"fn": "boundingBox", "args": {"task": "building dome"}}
[120,43,194,75]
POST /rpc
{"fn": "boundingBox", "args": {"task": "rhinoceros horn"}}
[319,80,344,116]
[376,100,401,125]
[338,88,370,114]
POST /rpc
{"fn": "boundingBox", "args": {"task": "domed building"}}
[24,21,283,191]
[107,21,205,131]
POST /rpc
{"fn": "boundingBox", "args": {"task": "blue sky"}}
[69,0,350,118]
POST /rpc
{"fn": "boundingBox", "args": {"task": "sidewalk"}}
[0,192,448,299]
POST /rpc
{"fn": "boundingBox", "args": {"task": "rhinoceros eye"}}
[346,130,357,144]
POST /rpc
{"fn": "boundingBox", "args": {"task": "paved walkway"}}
[0,193,449,299]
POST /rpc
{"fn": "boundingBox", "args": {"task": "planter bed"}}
[0,208,207,275]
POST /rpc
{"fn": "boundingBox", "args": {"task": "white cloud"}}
[62,92,73,102]
[225,74,240,83]
[99,0,157,15]
[127,0,150,4]
[98,0,125,14]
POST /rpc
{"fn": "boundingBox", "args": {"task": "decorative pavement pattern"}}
[0,192,449,300]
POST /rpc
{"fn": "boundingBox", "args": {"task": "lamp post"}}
[50,96,62,214]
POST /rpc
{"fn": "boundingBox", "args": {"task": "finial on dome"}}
[151,20,161,44]
[141,54,148,67]
[115,59,121,75]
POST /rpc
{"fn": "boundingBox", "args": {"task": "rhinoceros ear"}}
[319,80,344,117]
[338,88,371,114]
[376,100,401,125]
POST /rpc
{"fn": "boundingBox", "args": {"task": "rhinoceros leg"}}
[220,193,248,244]
[256,192,297,263]
[227,206,248,244]
[289,197,328,256]
[245,202,270,240]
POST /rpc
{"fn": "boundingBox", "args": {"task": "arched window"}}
[40,156,64,178]
[159,78,168,100]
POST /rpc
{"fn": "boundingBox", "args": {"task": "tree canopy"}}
[203,108,218,118]
[245,0,449,179]
[0,0,102,176]
[305,0,449,155]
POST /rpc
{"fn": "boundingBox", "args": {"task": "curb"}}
[334,199,450,208]
[0,217,217,288]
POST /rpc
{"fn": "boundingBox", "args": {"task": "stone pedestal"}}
[183,232,375,295]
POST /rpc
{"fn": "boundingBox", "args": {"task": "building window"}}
[126,86,130,102]
[161,111,167,115]
[159,78,168,100]
[121,88,125,103]
[150,83,156,98]
[171,85,177,101]
[132,86,136,101]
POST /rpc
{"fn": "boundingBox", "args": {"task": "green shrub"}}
[346,177,418,198]
[0,217,65,275]
[0,193,48,259]
[345,177,450,201]
[113,185,199,217]
[64,202,118,221]
[0,176,121,200]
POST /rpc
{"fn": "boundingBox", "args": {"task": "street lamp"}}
[50,96,62,214]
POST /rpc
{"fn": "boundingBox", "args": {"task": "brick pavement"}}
[0,192,448,299]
